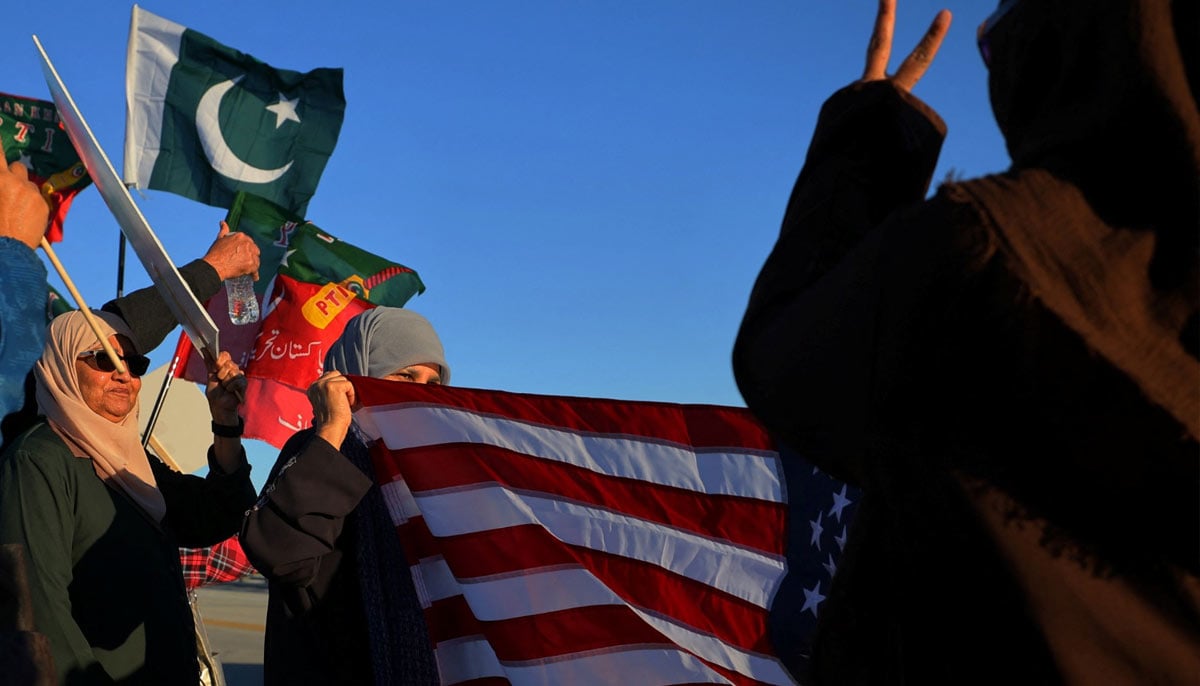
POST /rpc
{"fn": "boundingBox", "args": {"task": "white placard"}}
[33,35,220,362]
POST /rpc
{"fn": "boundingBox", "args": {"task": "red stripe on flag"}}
[386,443,785,554]
[405,519,773,654]
[352,378,775,450]
[427,595,772,686]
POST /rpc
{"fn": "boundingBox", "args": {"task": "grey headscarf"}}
[324,307,450,383]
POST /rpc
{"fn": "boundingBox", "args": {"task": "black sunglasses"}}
[977,0,1021,67]
[77,349,151,377]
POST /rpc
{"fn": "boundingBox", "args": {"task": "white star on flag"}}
[266,94,301,128]
[801,581,826,617]
[835,526,849,552]
[823,553,837,578]
[810,511,824,549]
[829,483,853,521]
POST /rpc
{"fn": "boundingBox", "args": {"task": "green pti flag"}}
[225,191,427,306]
[0,92,91,242]
[124,5,345,215]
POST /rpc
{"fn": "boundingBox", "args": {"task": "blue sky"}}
[13,1,1008,486]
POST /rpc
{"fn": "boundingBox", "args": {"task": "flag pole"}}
[116,233,126,298]
[141,347,183,450]
[39,237,128,375]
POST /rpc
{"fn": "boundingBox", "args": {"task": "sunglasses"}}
[77,349,151,377]
[977,0,1021,67]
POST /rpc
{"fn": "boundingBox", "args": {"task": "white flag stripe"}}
[437,638,732,686]
[360,405,783,502]
[124,5,184,186]
[632,608,798,686]
[502,646,732,686]
[435,636,505,685]
[414,485,785,608]
[422,564,798,685]
[455,566,621,618]
[416,556,462,605]
[380,478,418,525]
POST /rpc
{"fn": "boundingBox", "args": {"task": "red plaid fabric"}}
[179,535,256,590]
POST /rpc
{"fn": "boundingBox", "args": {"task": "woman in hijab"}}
[242,306,449,686]
[733,0,1198,683]
[0,309,257,684]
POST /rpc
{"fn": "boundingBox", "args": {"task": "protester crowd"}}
[0,0,1196,684]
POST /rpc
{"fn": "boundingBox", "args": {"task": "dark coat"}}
[733,2,1199,683]
[0,423,255,685]
[241,429,377,686]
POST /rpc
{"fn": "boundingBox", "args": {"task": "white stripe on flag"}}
[631,608,798,686]
[437,637,733,686]
[124,5,185,186]
[435,636,504,684]
[362,406,783,502]
[414,485,785,608]
[380,478,418,525]
[505,646,730,686]
[419,564,798,685]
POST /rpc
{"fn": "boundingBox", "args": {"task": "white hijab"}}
[35,310,166,523]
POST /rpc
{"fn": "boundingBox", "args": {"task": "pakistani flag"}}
[0,92,91,242]
[124,5,345,215]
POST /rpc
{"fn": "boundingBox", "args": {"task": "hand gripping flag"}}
[0,92,91,242]
[124,5,345,215]
[350,377,860,685]
[173,192,425,446]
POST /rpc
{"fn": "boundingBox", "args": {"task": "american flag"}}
[351,377,857,685]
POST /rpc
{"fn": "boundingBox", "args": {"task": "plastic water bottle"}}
[225,274,259,325]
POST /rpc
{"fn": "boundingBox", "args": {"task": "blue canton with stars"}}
[767,445,861,680]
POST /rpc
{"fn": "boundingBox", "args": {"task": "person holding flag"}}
[0,309,258,684]
[1,222,260,448]
[242,307,448,686]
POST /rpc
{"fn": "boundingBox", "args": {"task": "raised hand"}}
[0,139,51,249]
[308,370,357,449]
[861,0,952,93]
[202,220,261,281]
[206,351,247,425]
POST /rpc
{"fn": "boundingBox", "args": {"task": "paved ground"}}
[194,575,268,686]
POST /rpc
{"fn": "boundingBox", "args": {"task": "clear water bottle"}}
[225,274,259,325]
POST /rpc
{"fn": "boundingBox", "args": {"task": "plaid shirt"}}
[179,535,256,590]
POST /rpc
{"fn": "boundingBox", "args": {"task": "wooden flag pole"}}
[147,434,183,473]
[39,237,128,375]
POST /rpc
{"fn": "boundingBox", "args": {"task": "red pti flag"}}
[0,92,92,242]
[173,192,424,446]
[352,377,810,685]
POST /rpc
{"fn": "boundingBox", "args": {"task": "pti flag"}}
[174,192,425,446]
[351,377,860,685]
[0,92,91,242]
[124,5,344,215]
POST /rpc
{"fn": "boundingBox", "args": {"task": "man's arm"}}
[101,223,260,354]
[0,143,52,417]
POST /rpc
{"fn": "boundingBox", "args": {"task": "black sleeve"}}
[153,447,257,548]
[240,430,373,615]
[732,81,950,484]
[101,259,222,354]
